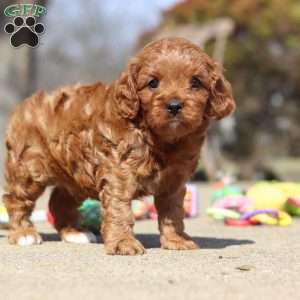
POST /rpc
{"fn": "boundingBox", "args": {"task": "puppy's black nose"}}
[166,99,183,116]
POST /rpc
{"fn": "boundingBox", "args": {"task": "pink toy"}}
[213,195,252,213]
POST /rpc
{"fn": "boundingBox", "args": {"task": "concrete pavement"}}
[0,185,299,300]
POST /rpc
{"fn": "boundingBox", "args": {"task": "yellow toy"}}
[250,211,292,226]
[247,182,300,210]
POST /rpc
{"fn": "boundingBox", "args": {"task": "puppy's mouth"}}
[168,117,182,130]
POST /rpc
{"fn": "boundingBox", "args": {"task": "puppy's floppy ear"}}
[115,60,140,119]
[205,63,236,120]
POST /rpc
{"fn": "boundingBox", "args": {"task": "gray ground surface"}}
[0,185,300,300]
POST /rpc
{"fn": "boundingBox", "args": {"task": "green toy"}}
[78,199,101,234]
[206,207,240,220]
[211,185,243,203]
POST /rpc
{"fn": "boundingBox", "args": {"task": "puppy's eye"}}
[191,76,203,89]
[148,78,159,89]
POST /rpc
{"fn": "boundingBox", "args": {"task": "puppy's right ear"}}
[115,61,140,119]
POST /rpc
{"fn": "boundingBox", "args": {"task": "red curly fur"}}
[3,37,235,254]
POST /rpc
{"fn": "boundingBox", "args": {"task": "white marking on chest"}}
[84,103,93,116]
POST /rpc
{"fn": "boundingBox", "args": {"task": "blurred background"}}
[0,0,299,186]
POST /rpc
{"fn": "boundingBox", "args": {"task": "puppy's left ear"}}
[115,60,140,119]
[205,63,236,120]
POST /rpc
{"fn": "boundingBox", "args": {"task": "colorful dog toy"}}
[131,200,148,220]
[211,185,243,204]
[285,197,300,216]
[78,199,101,233]
[247,182,287,210]
[206,207,240,220]
[212,195,252,213]
[240,209,279,220]
[247,182,300,210]
[208,181,299,227]
[249,211,292,226]
[224,218,253,226]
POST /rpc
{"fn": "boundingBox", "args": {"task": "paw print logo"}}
[4,16,45,48]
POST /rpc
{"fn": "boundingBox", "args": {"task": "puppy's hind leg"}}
[48,187,97,244]
[3,130,50,245]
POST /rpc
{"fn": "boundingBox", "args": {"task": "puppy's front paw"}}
[9,228,42,246]
[105,236,146,255]
[161,235,199,250]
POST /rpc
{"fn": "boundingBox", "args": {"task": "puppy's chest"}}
[138,148,199,196]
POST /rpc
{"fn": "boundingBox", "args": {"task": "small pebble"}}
[236,265,255,271]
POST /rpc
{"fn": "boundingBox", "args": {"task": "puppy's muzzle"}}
[166,99,183,116]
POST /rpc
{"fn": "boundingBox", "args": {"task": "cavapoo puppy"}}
[3,37,235,255]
